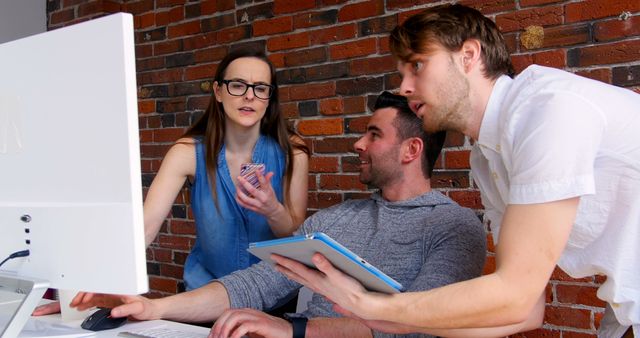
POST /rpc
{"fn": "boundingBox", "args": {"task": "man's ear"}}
[460,39,483,73]
[402,137,423,164]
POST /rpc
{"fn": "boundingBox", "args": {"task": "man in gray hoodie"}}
[61,92,486,338]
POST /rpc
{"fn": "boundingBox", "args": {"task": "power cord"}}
[0,250,30,268]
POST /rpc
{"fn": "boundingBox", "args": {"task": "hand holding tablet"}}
[248,232,404,294]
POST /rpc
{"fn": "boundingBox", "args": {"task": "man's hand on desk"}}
[71,292,126,310]
[110,295,162,321]
[32,292,160,321]
[68,292,163,321]
[210,308,292,338]
[31,292,122,316]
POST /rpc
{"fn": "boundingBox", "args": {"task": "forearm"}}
[223,264,301,311]
[143,198,170,246]
[266,202,299,237]
[376,293,544,337]
[377,274,539,329]
[268,147,307,237]
[426,293,545,337]
[142,142,194,246]
[429,322,536,338]
[306,317,373,338]
[156,281,230,323]
[144,220,162,246]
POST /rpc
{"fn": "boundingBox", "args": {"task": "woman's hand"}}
[236,171,282,217]
[236,170,299,237]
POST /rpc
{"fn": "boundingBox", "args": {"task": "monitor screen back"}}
[0,13,148,295]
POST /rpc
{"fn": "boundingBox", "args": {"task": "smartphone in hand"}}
[239,163,265,195]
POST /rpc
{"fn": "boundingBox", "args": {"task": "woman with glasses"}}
[142,49,310,291]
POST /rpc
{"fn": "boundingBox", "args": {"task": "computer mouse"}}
[81,307,127,331]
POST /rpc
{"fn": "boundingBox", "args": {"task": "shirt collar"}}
[371,190,452,208]
[477,75,513,152]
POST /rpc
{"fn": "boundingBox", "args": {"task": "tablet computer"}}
[248,232,404,294]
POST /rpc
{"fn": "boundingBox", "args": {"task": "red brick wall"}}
[46,0,639,336]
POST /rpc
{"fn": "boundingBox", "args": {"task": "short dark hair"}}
[373,91,446,178]
[390,4,514,79]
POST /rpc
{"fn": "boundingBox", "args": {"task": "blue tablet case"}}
[248,232,404,294]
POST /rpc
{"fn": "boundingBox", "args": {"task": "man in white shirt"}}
[274,4,640,338]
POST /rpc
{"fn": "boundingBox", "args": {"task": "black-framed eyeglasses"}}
[221,80,273,100]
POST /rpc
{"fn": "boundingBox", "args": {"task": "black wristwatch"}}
[284,313,308,338]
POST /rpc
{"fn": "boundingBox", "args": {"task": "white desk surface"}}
[26,312,211,338]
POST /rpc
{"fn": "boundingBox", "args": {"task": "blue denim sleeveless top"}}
[184,135,285,290]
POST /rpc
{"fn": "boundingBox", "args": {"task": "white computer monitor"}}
[0,12,148,336]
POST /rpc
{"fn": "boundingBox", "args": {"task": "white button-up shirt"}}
[471,65,640,334]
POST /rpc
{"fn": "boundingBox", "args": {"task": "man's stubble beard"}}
[423,58,472,134]
[359,145,403,190]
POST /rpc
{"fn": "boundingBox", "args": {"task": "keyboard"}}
[118,327,208,338]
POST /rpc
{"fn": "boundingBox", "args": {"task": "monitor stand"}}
[0,273,49,338]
